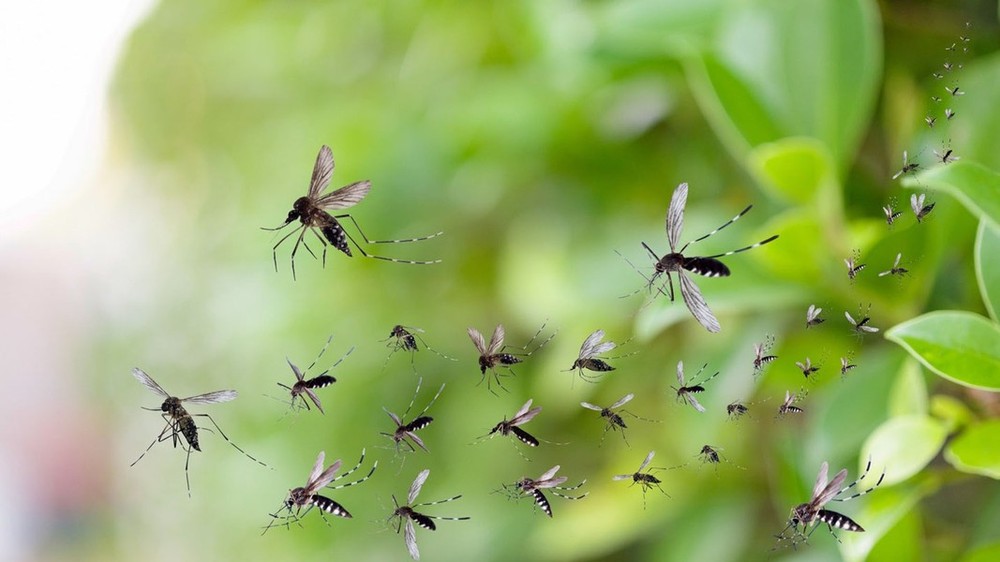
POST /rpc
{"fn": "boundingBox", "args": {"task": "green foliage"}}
[886,311,1000,391]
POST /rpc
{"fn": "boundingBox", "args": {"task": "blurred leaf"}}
[888,359,928,417]
[902,160,1000,231]
[860,415,947,487]
[944,420,1000,480]
[930,394,975,433]
[840,473,940,562]
[867,508,922,562]
[747,137,835,205]
[886,311,1000,391]
[976,220,1000,322]
[595,0,726,56]
[961,542,1000,562]
[752,210,826,283]
[942,53,1000,172]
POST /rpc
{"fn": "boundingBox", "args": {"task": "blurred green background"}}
[26,0,1000,561]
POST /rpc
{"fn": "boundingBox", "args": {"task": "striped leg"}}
[679,204,753,253]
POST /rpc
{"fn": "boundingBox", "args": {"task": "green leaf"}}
[902,160,1000,231]
[840,474,940,562]
[885,311,1000,391]
[976,220,1000,322]
[961,542,1000,562]
[945,420,1000,480]
[747,137,835,204]
[888,359,928,417]
[860,415,947,487]
[930,394,975,433]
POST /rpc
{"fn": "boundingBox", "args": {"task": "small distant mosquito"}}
[698,445,722,465]
[945,43,956,51]
[846,305,879,336]
[753,334,778,376]
[564,329,634,382]
[774,458,885,549]
[946,85,964,96]
[671,361,719,413]
[467,323,555,394]
[382,325,456,372]
[945,108,956,120]
[612,450,670,508]
[932,72,943,79]
[509,465,588,518]
[777,390,805,417]
[382,378,445,454]
[483,399,543,447]
[795,357,821,379]
[879,253,909,278]
[262,145,442,279]
[925,116,937,128]
[278,336,352,415]
[933,146,959,164]
[806,305,825,328]
[389,469,470,560]
[911,193,936,222]
[844,249,866,281]
[726,400,750,419]
[263,449,377,533]
[943,62,954,72]
[931,95,942,103]
[633,182,779,333]
[839,356,857,378]
[883,201,903,227]
[580,393,656,446]
[130,368,265,497]
[892,151,920,180]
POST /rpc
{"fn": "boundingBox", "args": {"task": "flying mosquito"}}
[844,249,866,281]
[892,151,920,180]
[945,108,956,120]
[698,444,738,469]
[632,182,779,333]
[879,253,909,278]
[564,329,628,382]
[753,334,778,375]
[481,399,543,447]
[612,450,670,508]
[946,85,964,96]
[806,305,825,328]
[932,72,944,79]
[846,306,879,336]
[943,62,954,72]
[389,469,470,560]
[382,325,457,372]
[671,361,719,413]
[262,145,442,279]
[911,193,936,222]
[795,357,821,379]
[580,393,656,446]
[130,368,266,497]
[508,465,588,518]
[883,201,903,226]
[263,449,377,533]
[467,322,555,394]
[945,43,957,51]
[931,95,942,103]
[777,390,804,417]
[277,336,352,415]
[925,116,937,128]
[382,378,446,454]
[774,458,885,549]
[934,147,959,164]
[840,356,857,378]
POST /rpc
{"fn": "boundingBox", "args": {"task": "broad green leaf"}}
[840,474,940,562]
[888,359,927,417]
[747,137,835,205]
[976,220,1000,322]
[930,394,975,433]
[937,53,1000,172]
[860,415,947,487]
[595,0,727,57]
[902,160,1000,231]
[961,542,1000,562]
[945,420,1000,480]
[886,311,1000,391]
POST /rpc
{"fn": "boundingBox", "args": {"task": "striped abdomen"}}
[403,416,433,433]
[305,375,336,388]
[529,489,553,517]
[683,256,730,277]
[311,494,352,518]
[578,358,615,372]
[818,509,864,532]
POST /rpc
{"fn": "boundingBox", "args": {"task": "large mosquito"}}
[382,325,456,372]
[130,368,266,497]
[879,253,909,278]
[278,336,353,415]
[846,305,879,336]
[634,182,779,333]
[481,399,543,448]
[580,393,656,446]
[753,334,778,375]
[911,193,935,222]
[892,151,920,180]
[389,469,470,560]
[467,323,555,394]
[263,145,442,279]
[564,329,634,382]
[775,458,885,549]
[671,361,719,413]
[382,378,445,454]
[612,450,670,508]
[806,305,825,328]
[263,449,377,533]
[509,465,588,518]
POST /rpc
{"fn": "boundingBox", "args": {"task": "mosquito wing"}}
[666,182,688,251]
[676,360,686,386]
[311,457,344,492]
[578,329,606,359]
[513,399,534,420]
[813,467,849,508]
[409,469,430,504]
[303,387,325,414]
[306,451,327,489]
[845,311,857,326]
[638,450,655,472]
[611,473,633,481]
[537,465,561,483]
[132,368,169,398]
[910,194,923,216]
[678,271,721,333]
[286,358,305,381]
[811,461,830,501]
[684,392,706,413]
[182,389,238,405]
[609,393,634,409]
[580,402,603,412]
[467,327,487,355]
[512,404,542,426]
[307,145,335,199]
[486,324,506,355]
[404,518,420,560]
[315,180,372,210]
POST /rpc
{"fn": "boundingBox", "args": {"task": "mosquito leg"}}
[184,443,193,498]
[288,226,310,281]
[193,413,268,468]
[333,215,442,264]
[335,214,444,244]
[131,420,175,466]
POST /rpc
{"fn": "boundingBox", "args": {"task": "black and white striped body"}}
[310,494,352,518]
[389,325,420,352]
[527,488,553,517]
[490,421,539,447]
[572,358,615,373]
[818,509,864,532]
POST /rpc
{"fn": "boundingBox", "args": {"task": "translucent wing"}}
[513,399,534,419]
[577,329,606,359]
[538,465,561,482]
[182,389,238,405]
[487,324,506,355]
[814,467,849,507]
[910,194,923,215]
[307,145,335,199]
[666,182,689,251]
[404,518,420,560]
[611,473,633,481]
[845,311,856,325]
[609,393,634,409]
[312,457,344,491]
[467,328,486,355]
[591,341,617,356]
[638,450,655,472]
[307,451,327,488]
[303,387,325,414]
[315,180,372,210]
[684,393,706,413]
[287,358,305,381]
[580,402,603,412]
[676,360,686,386]
[678,271,721,333]
[811,461,829,501]
[409,469,430,504]
[132,368,169,398]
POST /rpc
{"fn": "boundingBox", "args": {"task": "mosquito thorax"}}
[478,356,492,374]
[162,396,183,414]
[657,253,685,272]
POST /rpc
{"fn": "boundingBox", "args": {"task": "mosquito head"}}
[291,196,312,216]
[478,356,491,374]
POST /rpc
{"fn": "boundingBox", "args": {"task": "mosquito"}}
[943,62,954,72]
[262,145,442,279]
[382,378,445,454]
[931,95,942,103]
[382,325,457,372]
[806,305,825,328]
[879,253,909,278]
[564,329,634,382]
[509,465,588,518]
[925,116,936,128]
[911,193,936,222]
[777,390,804,417]
[932,72,944,79]
[946,85,964,96]
[389,469,470,560]
[753,334,778,375]
[840,356,857,378]
[263,449,377,533]
[482,399,543,447]
[130,368,266,497]
[844,249,866,281]
[774,458,885,549]
[671,361,719,413]
[945,43,957,51]
[795,357,821,379]
[696,445,743,470]
[580,393,656,447]
[945,108,956,120]
[892,151,919,180]
[612,450,670,508]
[934,147,959,165]
[467,323,555,394]
[277,336,352,415]
[634,182,779,333]
[883,201,903,227]
[845,306,879,336]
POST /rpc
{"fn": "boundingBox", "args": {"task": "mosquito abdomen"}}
[403,416,433,432]
[311,494,352,518]
[411,511,437,531]
[683,256,730,277]
[498,354,522,366]
[583,359,615,372]
[320,220,351,256]
[818,509,864,532]
[178,416,201,451]
[305,375,336,388]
